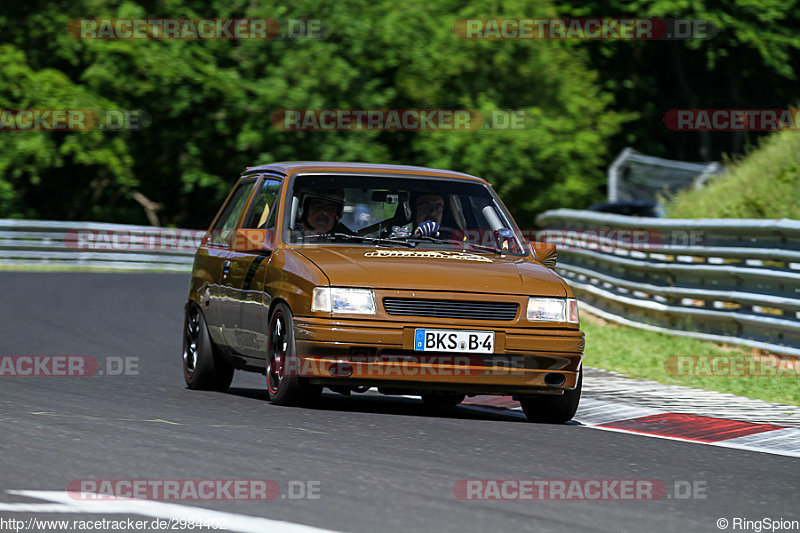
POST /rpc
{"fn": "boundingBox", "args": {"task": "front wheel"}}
[266,303,322,406]
[182,304,234,392]
[520,368,582,424]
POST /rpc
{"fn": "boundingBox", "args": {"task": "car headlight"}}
[312,287,376,314]
[527,297,579,324]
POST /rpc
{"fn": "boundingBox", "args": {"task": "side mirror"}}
[232,229,274,253]
[529,242,557,268]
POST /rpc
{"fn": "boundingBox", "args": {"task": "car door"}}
[219,175,283,362]
[201,175,259,347]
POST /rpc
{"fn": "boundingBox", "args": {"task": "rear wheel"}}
[266,303,322,406]
[421,392,466,409]
[182,304,234,392]
[520,368,582,424]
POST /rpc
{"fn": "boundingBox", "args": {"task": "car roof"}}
[244,161,484,181]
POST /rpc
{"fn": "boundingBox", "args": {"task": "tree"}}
[0,0,628,226]
[555,0,800,162]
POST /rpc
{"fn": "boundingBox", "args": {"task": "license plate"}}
[413,329,494,354]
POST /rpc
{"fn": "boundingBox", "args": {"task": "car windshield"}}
[284,174,528,256]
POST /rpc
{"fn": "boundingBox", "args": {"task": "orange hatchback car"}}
[183,162,584,423]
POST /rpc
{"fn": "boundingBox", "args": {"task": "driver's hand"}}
[414,221,440,237]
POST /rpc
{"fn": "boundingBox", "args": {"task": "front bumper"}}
[293,317,584,394]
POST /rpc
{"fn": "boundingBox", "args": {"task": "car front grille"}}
[382,298,518,321]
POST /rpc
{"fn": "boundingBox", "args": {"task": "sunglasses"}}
[308,199,340,213]
[416,201,444,213]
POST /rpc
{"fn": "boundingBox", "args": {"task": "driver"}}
[297,189,350,235]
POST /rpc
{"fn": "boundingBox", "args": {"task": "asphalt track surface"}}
[0,272,797,532]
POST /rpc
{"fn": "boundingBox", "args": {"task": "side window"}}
[208,178,257,247]
[241,179,282,230]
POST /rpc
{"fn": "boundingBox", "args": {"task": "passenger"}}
[411,192,446,237]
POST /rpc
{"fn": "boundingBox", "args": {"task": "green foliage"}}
[0,0,626,227]
[556,0,800,162]
[0,43,136,219]
[665,129,800,219]
[2,0,798,226]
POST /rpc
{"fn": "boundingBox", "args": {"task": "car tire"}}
[520,367,582,424]
[183,304,234,392]
[266,302,322,406]
[421,392,466,409]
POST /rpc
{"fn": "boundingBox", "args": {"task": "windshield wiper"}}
[408,235,503,255]
[407,234,506,255]
[463,242,505,254]
[406,235,449,244]
[304,233,416,248]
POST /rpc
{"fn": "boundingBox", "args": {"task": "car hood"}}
[295,246,566,296]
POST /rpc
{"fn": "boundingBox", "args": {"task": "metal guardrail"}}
[607,147,723,203]
[4,215,800,356]
[535,209,800,357]
[0,219,203,272]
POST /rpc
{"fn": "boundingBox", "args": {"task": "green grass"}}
[581,314,800,407]
[664,129,800,219]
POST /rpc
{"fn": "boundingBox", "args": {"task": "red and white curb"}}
[574,398,800,458]
[580,367,800,428]
[458,374,800,459]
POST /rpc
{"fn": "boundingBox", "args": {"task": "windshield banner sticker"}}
[364,250,493,262]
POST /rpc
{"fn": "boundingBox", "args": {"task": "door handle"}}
[222,260,231,278]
